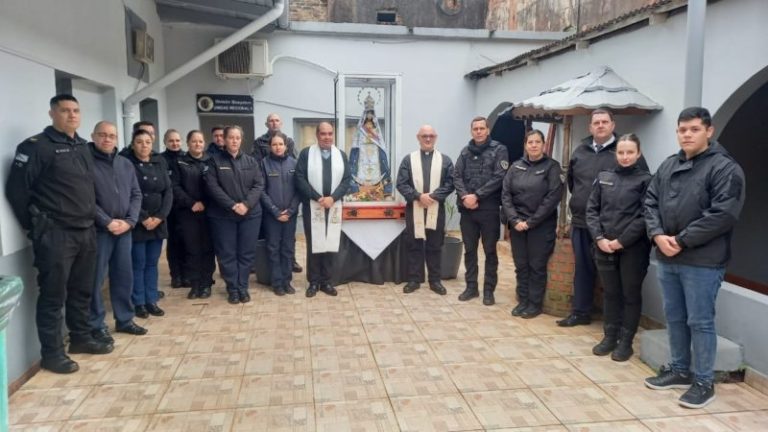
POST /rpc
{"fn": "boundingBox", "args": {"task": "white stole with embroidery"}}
[308,145,344,253]
[410,150,443,239]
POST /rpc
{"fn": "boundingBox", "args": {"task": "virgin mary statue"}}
[346,95,393,201]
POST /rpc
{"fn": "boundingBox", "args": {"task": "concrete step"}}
[640,329,743,372]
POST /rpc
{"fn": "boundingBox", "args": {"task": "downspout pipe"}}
[683,0,706,107]
[122,0,285,143]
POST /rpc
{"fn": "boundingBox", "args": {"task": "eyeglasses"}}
[95,132,118,140]
[419,135,436,139]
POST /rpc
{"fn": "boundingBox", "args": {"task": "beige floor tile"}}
[487,336,560,360]
[445,361,526,392]
[565,420,652,431]
[70,382,166,420]
[233,405,315,431]
[417,320,479,341]
[99,356,182,384]
[713,410,768,431]
[10,388,91,425]
[200,301,244,316]
[257,298,309,314]
[252,312,309,331]
[10,423,64,432]
[600,382,700,419]
[568,356,652,384]
[479,427,568,432]
[312,344,378,371]
[157,377,240,412]
[522,317,592,336]
[380,365,458,397]
[310,325,368,347]
[467,319,532,338]
[539,335,601,357]
[196,315,254,333]
[315,398,400,432]
[308,309,361,327]
[397,291,449,308]
[353,293,404,309]
[430,339,501,364]
[362,322,426,344]
[507,358,592,388]
[250,328,311,350]
[704,383,768,413]
[152,304,205,317]
[140,316,200,335]
[534,385,634,424]
[173,351,248,379]
[119,334,191,357]
[408,305,462,322]
[186,331,251,353]
[391,394,482,432]
[313,368,388,402]
[358,307,412,325]
[452,304,511,321]
[22,358,113,389]
[641,414,736,431]
[245,348,312,375]
[370,342,440,368]
[238,372,314,407]
[61,416,150,431]
[145,410,235,432]
[464,389,560,429]
[306,294,356,311]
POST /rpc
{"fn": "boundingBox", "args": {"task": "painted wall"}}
[473,0,768,374]
[0,0,167,383]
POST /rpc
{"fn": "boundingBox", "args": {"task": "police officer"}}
[396,125,455,295]
[161,129,187,288]
[5,94,113,374]
[206,125,225,156]
[453,116,509,306]
[502,129,563,318]
[172,130,215,299]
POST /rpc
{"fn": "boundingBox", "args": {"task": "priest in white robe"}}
[295,122,351,297]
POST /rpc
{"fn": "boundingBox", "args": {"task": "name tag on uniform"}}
[599,180,614,186]
[535,169,545,175]
[514,165,527,171]
[55,148,71,154]
[268,172,279,177]
[220,166,232,170]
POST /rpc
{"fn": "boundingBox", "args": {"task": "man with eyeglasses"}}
[396,125,455,295]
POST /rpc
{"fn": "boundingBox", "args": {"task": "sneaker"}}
[678,381,716,409]
[644,365,693,390]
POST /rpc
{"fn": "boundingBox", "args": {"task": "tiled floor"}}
[10,239,768,431]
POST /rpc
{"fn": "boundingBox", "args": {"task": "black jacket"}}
[586,164,651,248]
[502,155,563,229]
[126,152,173,241]
[453,139,509,212]
[295,146,351,203]
[253,132,297,160]
[161,149,184,182]
[568,134,648,228]
[260,153,300,218]
[206,142,223,157]
[645,141,745,267]
[172,153,210,213]
[6,126,96,230]
[89,143,142,231]
[204,150,264,219]
[396,150,455,209]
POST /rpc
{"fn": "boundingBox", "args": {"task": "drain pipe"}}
[683,0,706,107]
[122,0,285,143]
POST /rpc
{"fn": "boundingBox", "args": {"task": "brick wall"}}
[290,0,329,22]
[544,235,604,318]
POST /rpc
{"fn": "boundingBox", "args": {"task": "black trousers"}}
[177,211,215,289]
[404,207,445,283]
[165,211,186,281]
[594,239,651,332]
[459,209,500,292]
[302,206,335,285]
[571,226,597,315]
[509,215,557,307]
[265,214,297,288]
[32,226,96,359]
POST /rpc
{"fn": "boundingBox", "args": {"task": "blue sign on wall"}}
[196,94,253,114]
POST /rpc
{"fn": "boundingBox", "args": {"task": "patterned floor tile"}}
[200,302,243,316]
[238,372,314,407]
[71,382,166,420]
[245,348,312,375]
[10,388,91,425]
[522,317,592,336]
[534,385,634,424]
[391,393,482,432]
[22,358,113,389]
[251,312,308,331]
[61,416,150,431]
[358,308,412,325]
[703,383,768,413]
[539,334,601,357]
[195,315,254,333]
[380,365,458,397]
[467,319,532,338]
[417,321,479,341]
[565,420,652,431]
[157,377,240,412]
[308,309,362,327]
[145,410,235,431]
[484,427,568,432]
[362,322,426,344]
[99,356,181,384]
[713,410,768,431]
[353,293,404,309]
[186,331,251,354]
[232,405,315,431]
[444,362,526,392]
[249,328,311,350]
[507,358,592,388]
[464,389,560,429]
[568,356,652,384]
[599,382,696,419]
[309,325,368,347]
[452,304,511,321]
[487,336,560,360]
[140,316,201,336]
[370,342,440,368]
[315,398,400,432]
[173,351,248,380]
[10,423,64,432]
[408,306,462,323]
[311,345,378,371]
[641,414,736,431]
[119,334,191,358]
[430,339,501,364]
[313,368,388,402]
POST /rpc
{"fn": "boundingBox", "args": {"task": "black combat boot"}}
[592,324,619,356]
[611,328,636,362]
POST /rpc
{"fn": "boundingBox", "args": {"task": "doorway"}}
[199,115,255,155]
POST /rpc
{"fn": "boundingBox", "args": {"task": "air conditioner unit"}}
[133,29,154,64]
[215,39,271,79]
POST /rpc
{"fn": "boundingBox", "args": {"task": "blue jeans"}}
[657,262,725,384]
[131,239,163,306]
[90,231,135,329]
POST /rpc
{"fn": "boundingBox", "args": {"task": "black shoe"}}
[611,328,635,362]
[116,320,148,335]
[91,328,114,344]
[69,339,114,355]
[199,286,212,299]
[403,282,420,294]
[146,303,165,316]
[556,313,591,327]
[483,291,495,306]
[274,286,286,296]
[292,261,303,273]
[41,356,79,374]
[158,290,166,299]
[284,284,296,295]
[645,365,693,390]
[181,279,192,288]
[458,288,479,302]
[519,304,542,319]
[135,305,149,319]
[592,326,619,356]
[228,292,240,304]
[429,282,447,295]
[306,284,319,298]
[239,291,251,303]
[319,282,338,296]
[679,381,716,409]
[511,302,528,317]
[187,288,199,299]
[171,277,183,288]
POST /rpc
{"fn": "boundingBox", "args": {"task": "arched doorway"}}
[487,102,526,162]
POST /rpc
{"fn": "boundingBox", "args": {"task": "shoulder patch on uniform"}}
[14,153,29,163]
[500,160,509,170]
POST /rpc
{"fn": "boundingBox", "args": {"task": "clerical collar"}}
[321,149,331,159]
[421,150,432,156]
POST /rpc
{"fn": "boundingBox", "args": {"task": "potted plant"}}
[441,196,463,279]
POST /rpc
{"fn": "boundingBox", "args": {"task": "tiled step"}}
[640,329,743,373]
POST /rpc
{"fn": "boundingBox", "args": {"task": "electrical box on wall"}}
[133,29,154,64]
[215,39,271,79]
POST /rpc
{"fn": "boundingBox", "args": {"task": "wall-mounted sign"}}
[196,93,253,114]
